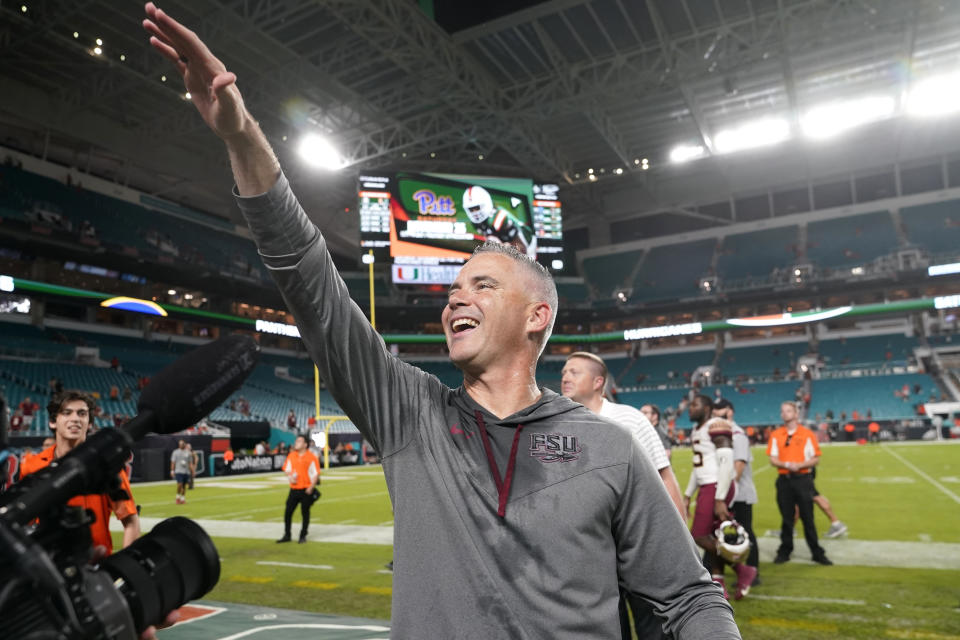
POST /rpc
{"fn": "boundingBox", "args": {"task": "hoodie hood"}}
[452,386,582,426]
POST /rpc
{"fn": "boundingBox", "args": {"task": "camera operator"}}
[20,391,141,555]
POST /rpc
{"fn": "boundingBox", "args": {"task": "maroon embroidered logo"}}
[529,433,582,463]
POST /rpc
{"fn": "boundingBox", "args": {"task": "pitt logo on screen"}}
[412,190,456,215]
[529,433,582,463]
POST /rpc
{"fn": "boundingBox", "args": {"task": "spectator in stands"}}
[20,391,141,555]
[278,434,321,544]
[254,440,267,456]
[18,396,38,429]
[142,6,739,636]
[9,408,23,432]
[287,409,297,430]
[713,399,760,587]
[640,403,673,458]
[109,385,120,400]
[170,440,192,504]
[766,401,832,565]
[561,352,686,639]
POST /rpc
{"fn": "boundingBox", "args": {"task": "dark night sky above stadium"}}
[434,0,549,32]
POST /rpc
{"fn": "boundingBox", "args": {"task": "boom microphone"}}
[132,333,260,438]
[0,334,260,526]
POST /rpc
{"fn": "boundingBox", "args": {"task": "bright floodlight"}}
[298,134,343,170]
[802,95,895,139]
[907,74,960,117]
[551,259,564,270]
[669,144,705,164]
[714,117,790,154]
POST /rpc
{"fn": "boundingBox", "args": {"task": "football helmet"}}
[462,186,495,224]
[715,520,750,564]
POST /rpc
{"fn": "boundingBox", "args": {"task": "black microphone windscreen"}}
[137,334,260,435]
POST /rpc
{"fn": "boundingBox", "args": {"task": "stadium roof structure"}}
[3,0,960,260]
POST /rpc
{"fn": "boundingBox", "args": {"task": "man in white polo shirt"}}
[561,352,686,640]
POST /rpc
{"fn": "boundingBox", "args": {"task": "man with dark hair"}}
[141,7,740,638]
[20,391,140,555]
[684,395,757,600]
[170,439,192,504]
[712,399,760,587]
[641,403,673,459]
[278,433,321,544]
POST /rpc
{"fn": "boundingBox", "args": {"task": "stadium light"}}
[361,253,375,265]
[551,259,564,270]
[713,117,790,154]
[669,144,705,164]
[801,95,896,139]
[908,73,960,117]
[298,134,343,171]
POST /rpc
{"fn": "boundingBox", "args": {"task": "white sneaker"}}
[825,521,848,538]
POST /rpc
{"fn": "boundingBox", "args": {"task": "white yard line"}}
[882,445,960,505]
[256,561,333,570]
[749,594,866,606]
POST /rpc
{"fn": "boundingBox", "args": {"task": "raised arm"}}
[142,2,278,195]
[142,4,433,457]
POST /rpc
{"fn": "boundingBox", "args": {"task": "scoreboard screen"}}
[358,172,564,284]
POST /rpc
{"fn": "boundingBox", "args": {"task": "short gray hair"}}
[471,241,558,350]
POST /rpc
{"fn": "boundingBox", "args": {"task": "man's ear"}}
[526,301,552,335]
[593,376,605,393]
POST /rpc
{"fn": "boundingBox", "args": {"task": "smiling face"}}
[442,253,547,376]
[50,398,91,448]
[560,356,604,404]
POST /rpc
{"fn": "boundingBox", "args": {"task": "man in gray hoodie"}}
[143,5,740,638]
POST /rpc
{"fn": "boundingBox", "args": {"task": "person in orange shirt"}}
[766,401,832,566]
[277,434,321,544]
[20,390,140,556]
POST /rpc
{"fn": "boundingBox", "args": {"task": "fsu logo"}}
[529,433,582,463]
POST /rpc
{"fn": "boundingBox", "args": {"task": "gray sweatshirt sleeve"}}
[614,439,741,639]
[233,172,433,457]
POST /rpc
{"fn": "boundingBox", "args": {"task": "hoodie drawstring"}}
[475,410,524,518]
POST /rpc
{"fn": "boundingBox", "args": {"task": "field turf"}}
[120,442,960,639]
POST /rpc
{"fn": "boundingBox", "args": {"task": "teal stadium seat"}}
[806,211,898,269]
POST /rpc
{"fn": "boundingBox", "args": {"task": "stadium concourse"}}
[4,0,960,638]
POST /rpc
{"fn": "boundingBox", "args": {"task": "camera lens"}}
[100,517,220,631]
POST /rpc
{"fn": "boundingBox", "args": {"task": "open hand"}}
[142,3,248,140]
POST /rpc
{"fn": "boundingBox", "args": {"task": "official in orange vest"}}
[766,401,832,566]
[277,434,321,544]
[20,391,140,556]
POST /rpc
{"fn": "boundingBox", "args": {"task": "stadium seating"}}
[809,373,938,419]
[555,280,590,305]
[719,343,804,378]
[806,211,899,269]
[630,239,716,302]
[817,334,917,368]
[618,349,715,385]
[581,249,643,298]
[900,199,960,256]
[0,165,269,285]
[716,226,799,281]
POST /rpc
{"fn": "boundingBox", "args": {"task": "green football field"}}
[121,442,960,639]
